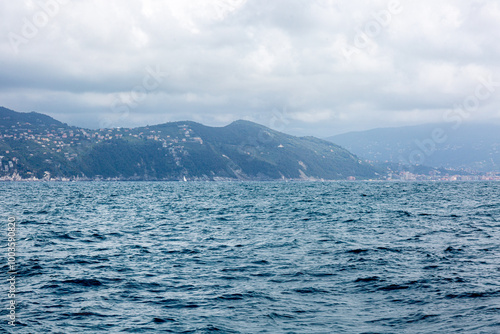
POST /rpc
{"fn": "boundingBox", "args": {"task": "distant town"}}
[383,171,500,182]
[0,119,203,179]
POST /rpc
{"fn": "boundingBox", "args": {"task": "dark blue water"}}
[1,181,499,333]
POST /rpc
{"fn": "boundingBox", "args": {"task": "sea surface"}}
[0,181,499,333]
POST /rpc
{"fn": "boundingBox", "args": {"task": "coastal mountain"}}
[0,107,378,180]
[327,123,500,172]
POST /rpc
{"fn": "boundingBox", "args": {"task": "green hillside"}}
[0,107,378,180]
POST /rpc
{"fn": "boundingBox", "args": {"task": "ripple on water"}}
[0,181,499,333]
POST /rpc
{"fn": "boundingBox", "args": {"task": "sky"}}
[1,0,500,137]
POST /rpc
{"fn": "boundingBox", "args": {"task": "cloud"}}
[1,0,499,136]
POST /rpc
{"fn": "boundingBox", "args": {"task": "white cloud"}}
[0,0,499,136]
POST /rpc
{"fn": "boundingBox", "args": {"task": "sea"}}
[0,181,499,333]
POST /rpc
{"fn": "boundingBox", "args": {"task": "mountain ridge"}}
[0,106,67,127]
[327,122,500,172]
[0,107,378,181]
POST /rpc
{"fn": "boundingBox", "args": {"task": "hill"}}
[0,106,67,128]
[326,123,500,172]
[0,107,378,180]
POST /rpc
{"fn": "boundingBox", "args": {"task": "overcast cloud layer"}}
[1,0,500,136]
